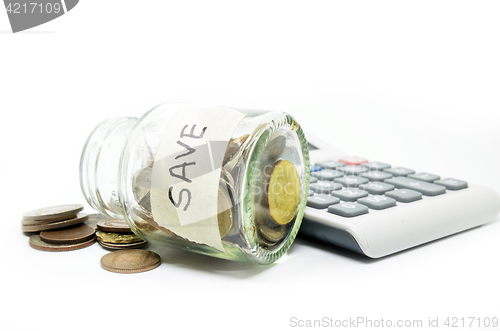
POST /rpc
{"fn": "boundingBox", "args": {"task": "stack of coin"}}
[22,204,100,251]
[96,218,147,249]
[22,204,87,233]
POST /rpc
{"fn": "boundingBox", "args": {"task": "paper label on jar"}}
[150,105,245,252]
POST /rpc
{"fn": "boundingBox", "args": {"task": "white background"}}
[1,1,499,330]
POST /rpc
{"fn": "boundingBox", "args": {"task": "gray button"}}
[308,190,315,196]
[434,178,468,190]
[310,176,318,184]
[385,189,422,203]
[331,188,369,202]
[310,181,342,194]
[328,202,369,217]
[334,175,369,187]
[314,170,344,181]
[358,195,397,210]
[408,172,440,183]
[384,167,415,176]
[385,176,446,196]
[307,194,340,209]
[360,171,393,181]
[316,160,346,169]
[338,165,368,175]
[363,161,391,170]
[358,181,395,195]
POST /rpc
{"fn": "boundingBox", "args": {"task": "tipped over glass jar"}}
[80,103,310,264]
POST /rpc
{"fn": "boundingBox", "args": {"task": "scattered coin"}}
[100,249,161,274]
[97,239,147,250]
[22,214,89,232]
[267,160,301,225]
[96,219,133,234]
[29,234,96,252]
[85,213,111,230]
[22,204,84,222]
[96,231,144,244]
[40,224,95,245]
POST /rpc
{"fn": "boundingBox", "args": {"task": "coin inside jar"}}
[267,160,301,226]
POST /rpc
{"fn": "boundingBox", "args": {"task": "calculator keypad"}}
[328,202,369,217]
[307,159,468,217]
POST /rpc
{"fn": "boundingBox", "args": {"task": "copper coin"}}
[100,249,161,274]
[96,219,132,234]
[22,204,84,222]
[85,213,111,229]
[29,235,96,252]
[22,214,88,232]
[40,224,95,245]
[97,238,147,250]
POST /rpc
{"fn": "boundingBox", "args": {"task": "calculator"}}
[299,133,500,258]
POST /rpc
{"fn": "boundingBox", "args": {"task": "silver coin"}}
[22,214,89,232]
[22,204,84,222]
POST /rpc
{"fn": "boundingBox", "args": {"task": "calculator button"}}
[434,178,468,190]
[384,167,415,176]
[338,165,368,175]
[316,161,345,169]
[334,176,369,187]
[331,188,369,202]
[385,189,422,203]
[359,171,393,181]
[307,194,340,209]
[358,195,397,210]
[328,202,369,217]
[385,177,446,196]
[339,156,368,165]
[310,165,322,172]
[314,170,344,181]
[408,172,440,183]
[363,161,391,170]
[358,181,395,195]
[310,181,342,194]
[310,176,318,184]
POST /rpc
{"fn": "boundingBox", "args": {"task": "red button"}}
[339,156,368,165]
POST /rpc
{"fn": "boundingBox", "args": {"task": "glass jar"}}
[80,103,310,264]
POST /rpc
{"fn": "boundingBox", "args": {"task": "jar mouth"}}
[79,116,138,218]
[241,112,310,264]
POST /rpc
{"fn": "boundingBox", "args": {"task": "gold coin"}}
[100,249,161,274]
[96,231,144,244]
[97,238,147,250]
[267,160,301,225]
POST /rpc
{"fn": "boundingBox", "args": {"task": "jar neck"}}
[80,116,138,218]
